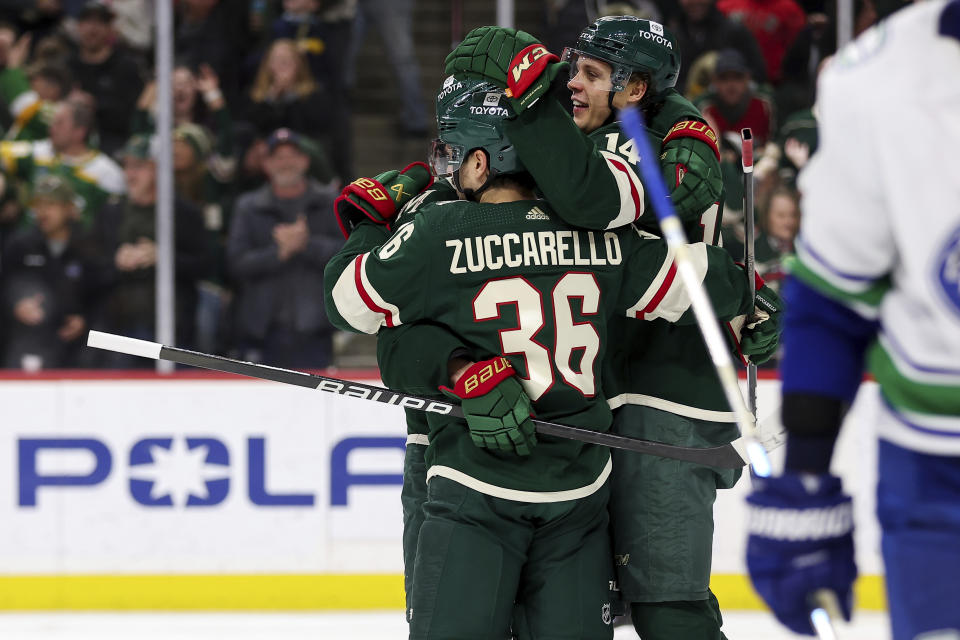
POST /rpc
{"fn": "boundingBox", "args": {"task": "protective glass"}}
[561,47,631,92]
[429,139,465,178]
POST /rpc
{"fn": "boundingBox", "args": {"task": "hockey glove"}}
[444,26,540,87]
[746,472,857,636]
[503,44,568,112]
[440,357,537,456]
[740,284,784,365]
[659,120,723,220]
[334,162,433,238]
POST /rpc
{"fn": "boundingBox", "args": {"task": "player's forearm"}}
[377,322,469,396]
[505,99,630,230]
[780,277,876,473]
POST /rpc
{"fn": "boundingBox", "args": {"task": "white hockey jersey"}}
[793,0,960,454]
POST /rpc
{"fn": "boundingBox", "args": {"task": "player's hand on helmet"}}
[444,26,567,112]
[746,472,857,635]
[334,162,433,238]
[445,26,540,85]
[737,275,784,365]
[440,356,537,456]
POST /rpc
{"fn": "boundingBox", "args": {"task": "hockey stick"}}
[618,107,772,477]
[808,588,843,640]
[86,330,752,469]
[741,128,759,417]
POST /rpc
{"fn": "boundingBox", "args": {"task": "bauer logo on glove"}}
[334,162,433,238]
[440,356,537,456]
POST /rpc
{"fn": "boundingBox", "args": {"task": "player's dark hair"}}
[487,170,537,195]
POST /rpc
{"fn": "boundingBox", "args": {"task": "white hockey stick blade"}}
[87,330,162,360]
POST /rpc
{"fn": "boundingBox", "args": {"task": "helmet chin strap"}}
[602,90,619,127]
[454,154,499,202]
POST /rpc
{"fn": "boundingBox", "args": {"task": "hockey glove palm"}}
[440,357,537,456]
[334,162,433,238]
[741,284,784,365]
[746,472,857,636]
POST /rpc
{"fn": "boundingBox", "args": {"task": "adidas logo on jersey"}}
[526,206,549,220]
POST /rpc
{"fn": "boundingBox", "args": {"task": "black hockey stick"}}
[741,128,759,417]
[87,330,750,469]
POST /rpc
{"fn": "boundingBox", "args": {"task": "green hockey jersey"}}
[324,198,752,500]
[505,88,741,420]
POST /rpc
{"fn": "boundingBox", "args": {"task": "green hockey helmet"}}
[563,15,680,94]
[430,75,524,192]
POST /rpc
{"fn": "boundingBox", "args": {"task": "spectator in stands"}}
[1,175,100,369]
[717,0,806,84]
[226,128,341,370]
[175,0,248,106]
[90,135,211,367]
[777,0,877,117]
[754,102,818,192]
[697,48,775,147]
[0,30,65,141]
[270,0,354,180]
[0,98,126,227]
[669,0,768,92]
[101,0,153,55]
[347,0,428,137]
[27,61,71,103]
[754,185,800,293]
[69,0,144,155]
[133,64,237,223]
[0,0,63,45]
[244,38,344,182]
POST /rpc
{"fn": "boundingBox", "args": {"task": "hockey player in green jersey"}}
[325,78,771,640]
[445,17,777,639]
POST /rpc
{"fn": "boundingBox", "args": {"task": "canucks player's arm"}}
[618,231,756,324]
[324,214,434,335]
[780,59,892,473]
[504,98,646,231]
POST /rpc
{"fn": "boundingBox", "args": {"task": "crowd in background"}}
[0,0,881,371]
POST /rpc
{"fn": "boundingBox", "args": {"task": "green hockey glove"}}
[440,356,537,456]
[659,120,723,220]
[444,26,541,87]
[504,44,568,112]
[334,162,433,238]
[740,284,785,365]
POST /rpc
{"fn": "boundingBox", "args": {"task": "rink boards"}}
[0,372,886,610]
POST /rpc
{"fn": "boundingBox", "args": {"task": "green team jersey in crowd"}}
[324,197,753,499]
[0,138,125,227]
[504,89,741,420]
[0,68,55,142]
